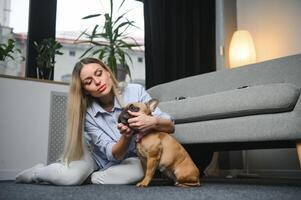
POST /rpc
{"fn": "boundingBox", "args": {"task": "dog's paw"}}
[136,180,149,187]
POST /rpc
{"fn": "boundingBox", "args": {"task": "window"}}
[138,57,143,63]
[69,50,76,57]
[55,0,145,83]
[0,0,29,77]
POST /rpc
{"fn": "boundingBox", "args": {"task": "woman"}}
[16,57,174,185]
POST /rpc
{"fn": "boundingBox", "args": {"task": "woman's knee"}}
[42,162,93,185]
[91,157,144,185]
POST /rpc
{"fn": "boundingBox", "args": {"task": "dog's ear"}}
[147,99,159,112]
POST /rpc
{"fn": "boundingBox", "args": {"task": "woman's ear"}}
[147,99,159,112]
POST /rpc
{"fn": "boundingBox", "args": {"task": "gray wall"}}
[0,77,69,180]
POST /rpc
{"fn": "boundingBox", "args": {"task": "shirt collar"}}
[113,97,122,110]
[93,97,122,117]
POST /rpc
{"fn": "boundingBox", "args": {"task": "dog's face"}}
[118,99,159,125]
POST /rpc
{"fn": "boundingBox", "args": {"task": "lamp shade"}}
[229,30,256,68]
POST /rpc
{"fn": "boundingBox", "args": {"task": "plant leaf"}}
[80,46,94,58]
[117,0,126,11]
[82,14,101,19]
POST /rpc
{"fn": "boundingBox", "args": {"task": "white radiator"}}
[47,91,68,164]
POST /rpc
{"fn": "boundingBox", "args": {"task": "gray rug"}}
[1,179,301,200]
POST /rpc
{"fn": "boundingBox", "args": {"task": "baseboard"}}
[217,169,301,179]
[0,170,18,181]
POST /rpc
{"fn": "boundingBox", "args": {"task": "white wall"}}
[237,0,301,63]
[0,77,69,180]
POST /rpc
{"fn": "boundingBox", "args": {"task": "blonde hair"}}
[62,57,124,164]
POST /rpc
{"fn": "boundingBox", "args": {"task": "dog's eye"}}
[129,104,140,112]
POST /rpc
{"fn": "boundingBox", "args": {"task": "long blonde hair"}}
[62,57,124,164]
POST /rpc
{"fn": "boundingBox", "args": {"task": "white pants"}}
[91,157,144,185]
[32,151,144,185]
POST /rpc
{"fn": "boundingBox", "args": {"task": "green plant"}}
[34,38,63,80]
[76,0,141,79]
[0,39,24,61]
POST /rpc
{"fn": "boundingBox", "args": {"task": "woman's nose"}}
[93,77,101,85]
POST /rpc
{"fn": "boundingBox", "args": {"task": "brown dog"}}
[118,99,200,187]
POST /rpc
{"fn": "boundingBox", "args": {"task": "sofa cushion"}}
[159,83,300,123]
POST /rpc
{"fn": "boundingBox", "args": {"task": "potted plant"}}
[34,38,63,80]
[0,38,24,72]
[76,0,141,81]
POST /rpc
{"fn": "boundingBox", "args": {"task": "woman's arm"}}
[113,124,134,161]
[152,116,175,133]
[127,110,175,134]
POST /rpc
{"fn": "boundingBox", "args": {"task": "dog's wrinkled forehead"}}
[124,102,149,113]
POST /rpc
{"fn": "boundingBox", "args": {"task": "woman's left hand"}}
[127,110,158,133]
[117,123,134,138]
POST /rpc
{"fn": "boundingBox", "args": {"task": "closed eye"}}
[82,69,102,85]
[83,78,92,85]
[95,69,102,76]
[129,104,140,112]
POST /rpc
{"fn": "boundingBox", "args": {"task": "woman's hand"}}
[127,110,158,133]
[117,123,134,138]
[114,123,134,161]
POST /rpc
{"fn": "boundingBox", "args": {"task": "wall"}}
[237,0,301,63]
[0,76,69,180]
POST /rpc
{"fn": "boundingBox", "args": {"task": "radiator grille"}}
[47,91,68,164]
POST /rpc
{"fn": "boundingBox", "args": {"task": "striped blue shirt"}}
[84,84,172,170]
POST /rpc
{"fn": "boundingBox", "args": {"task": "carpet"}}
[1,178,301,200]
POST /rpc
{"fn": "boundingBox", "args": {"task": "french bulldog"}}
[118,99,200,187]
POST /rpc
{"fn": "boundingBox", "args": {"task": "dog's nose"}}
[118,111,130,125]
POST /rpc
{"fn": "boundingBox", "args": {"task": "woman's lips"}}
[97,84,107,93]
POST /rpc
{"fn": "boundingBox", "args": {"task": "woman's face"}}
[80,63,113,98]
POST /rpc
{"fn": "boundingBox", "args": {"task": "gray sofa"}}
[147,54,301,166]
